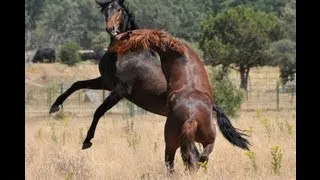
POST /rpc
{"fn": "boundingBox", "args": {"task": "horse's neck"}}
[127,19,139,31]
[157,51,187,83]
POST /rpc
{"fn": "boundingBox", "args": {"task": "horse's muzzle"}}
[106,27,121,37]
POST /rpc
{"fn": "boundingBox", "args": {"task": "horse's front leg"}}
[50,77,107,113]
[82,89,123,149]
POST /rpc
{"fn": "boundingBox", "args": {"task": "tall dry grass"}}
[26,109,295,180]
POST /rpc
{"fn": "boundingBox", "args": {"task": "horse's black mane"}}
[122,4,139,29]
[95,0,139,29]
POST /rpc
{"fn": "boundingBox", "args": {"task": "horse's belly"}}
[126,88,168,116]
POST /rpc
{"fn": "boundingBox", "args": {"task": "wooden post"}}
[276,81,280,111]
[47,87,49,108]
[48,87,52,109]
[291,87,294,105]
[248,75,251,100]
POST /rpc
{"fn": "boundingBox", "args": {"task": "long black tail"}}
[213,103,250,150]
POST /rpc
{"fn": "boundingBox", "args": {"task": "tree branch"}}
[227,66,240,72]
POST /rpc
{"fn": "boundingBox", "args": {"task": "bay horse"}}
[49,0,249,154]
[110,29,249,172]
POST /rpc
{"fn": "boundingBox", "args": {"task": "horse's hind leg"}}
[50,77,106,113]
[165,144,178,174]
[82,89,122,149]
[198,133,216,167]
[199,142,215,164]
[164,117,180,174]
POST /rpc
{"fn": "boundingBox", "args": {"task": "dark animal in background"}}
[79,50,98,61]
[32,48,56,63]
[94,48,108,61]
[79,49,108,62]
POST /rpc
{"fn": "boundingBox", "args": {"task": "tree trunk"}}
[222,65,229,77]
[240,65,250,91]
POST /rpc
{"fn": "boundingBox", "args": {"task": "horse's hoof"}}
[49,105,60,114]
[82,142,92,150]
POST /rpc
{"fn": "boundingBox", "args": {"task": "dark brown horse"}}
[110,29,249,172]
[49,0,249,155]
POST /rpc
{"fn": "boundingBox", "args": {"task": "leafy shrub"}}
[59,42,81,66]
[210,68,244,118]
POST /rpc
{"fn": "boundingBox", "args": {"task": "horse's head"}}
[96,0,138,37]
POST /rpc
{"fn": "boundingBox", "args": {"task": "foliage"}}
[25,0,45,31]
[59,42,81,66]
[276,0,296,84]
[271,145,283,174]
[268,39,296,85]
[245,151,258,172]
[126,0,210,41]
[92,32,110,50]
[199,6,282,90]
[210,68,244,118]
[224,0,286,16]
[25,0,289,47]
[280,0,296,41]
[27,0,104,49]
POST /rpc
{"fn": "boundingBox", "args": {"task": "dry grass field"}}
[25,63,296,180]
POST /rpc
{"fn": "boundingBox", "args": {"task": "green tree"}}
[280,0,296,41]
[200,6,282,90]
[126,0,213,41]
[25,0,45,48]
[36,0,104,49]
[25,0,45,31]
[269,0,296,84]
[92,32,110,50]
[268,39,296,84]
[36,0,81,46]
[224,0,286,16]
[76,0,105,49]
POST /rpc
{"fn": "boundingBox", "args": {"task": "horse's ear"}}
[95,0,103,6]
[117,0,125,5]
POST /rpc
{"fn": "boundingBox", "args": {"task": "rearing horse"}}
[50,0,249,154]
[109,29,249,172]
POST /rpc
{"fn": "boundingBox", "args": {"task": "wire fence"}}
[25,82,148,119]
[25,75,296,119]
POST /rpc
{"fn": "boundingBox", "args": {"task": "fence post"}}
[276,81,280,111]
[60,84,64,111]
[291,88,294,105]
[248,75,251,100]
[47,87,52,108]
[103,90,106,101]
[246,90,249,102]
[49,87,52,109]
